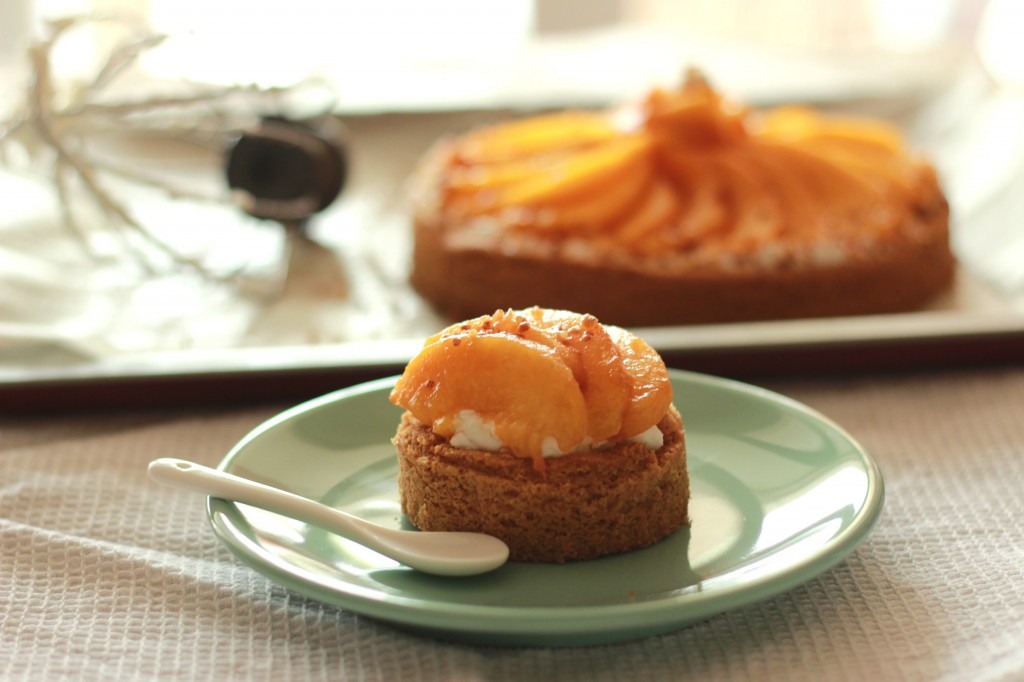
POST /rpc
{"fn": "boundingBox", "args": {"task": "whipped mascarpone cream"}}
[449,410,503,451]
[448,409,664,456]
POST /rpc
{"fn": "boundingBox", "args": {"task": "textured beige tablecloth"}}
[2,366,1024,681]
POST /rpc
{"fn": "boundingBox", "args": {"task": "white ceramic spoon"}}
[148,458,509,577]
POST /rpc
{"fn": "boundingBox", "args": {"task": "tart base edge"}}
[394,406,690,563]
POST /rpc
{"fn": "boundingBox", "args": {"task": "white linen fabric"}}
[2,366,1024,682]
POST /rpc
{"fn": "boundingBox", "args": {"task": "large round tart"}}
[408,71,955,327]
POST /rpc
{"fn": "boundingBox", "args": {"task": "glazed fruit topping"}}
[389,308,672,470]
[435,69,927,260]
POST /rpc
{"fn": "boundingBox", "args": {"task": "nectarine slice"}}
[420,308,641,444]
[615,177,681,246]
[659,150,729,247]
[710,153,783,245]
[390,331,588,467]
[643,77,748,148]
[436,308,633,441]
[445,155,561,195]
[430,308,583,379]
[458,112,618,164]
[759,107,904,154]
[793,140,913,193]
[530,309,633,442]
[739,146,822,234]
[606,325,673,439]
[492,136,653,208]
[646,100,746,148]
[758,143,873,198]
[533,156,654,232]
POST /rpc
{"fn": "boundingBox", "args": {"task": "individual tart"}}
[389,307,689,563]
[408,70,955,327]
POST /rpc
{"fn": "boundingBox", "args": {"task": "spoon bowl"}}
[148,458,509,576]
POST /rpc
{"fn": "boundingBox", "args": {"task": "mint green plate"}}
[209,370,883,646]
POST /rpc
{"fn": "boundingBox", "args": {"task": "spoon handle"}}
[148,458,376,547]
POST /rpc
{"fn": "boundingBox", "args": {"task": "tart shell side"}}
[393,406,690,563]
[409,172,955,327]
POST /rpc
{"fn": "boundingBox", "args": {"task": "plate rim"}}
[208,369,885,641]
